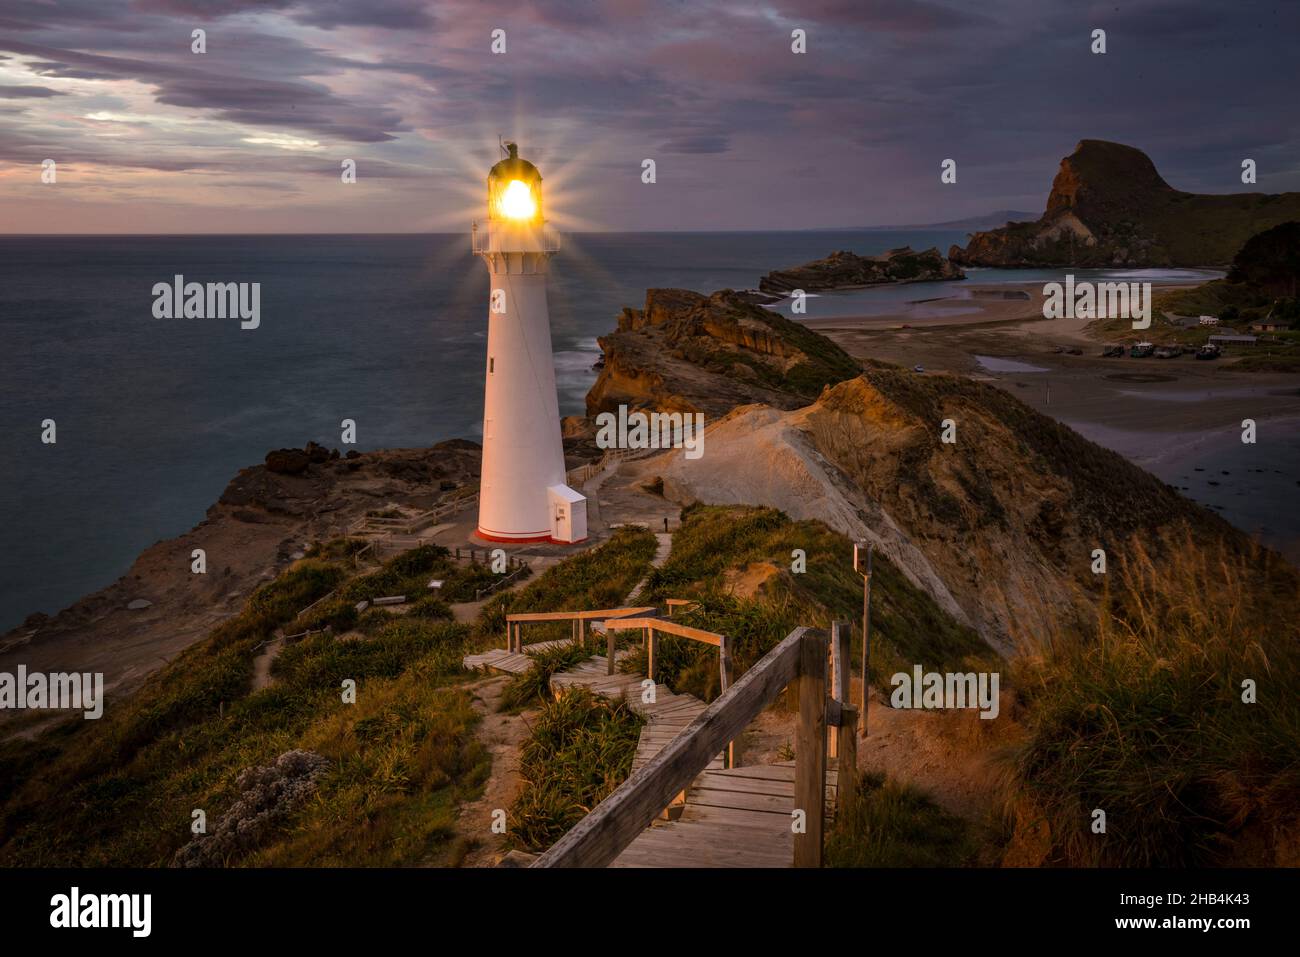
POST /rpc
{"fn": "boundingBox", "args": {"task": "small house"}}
[1251,318,1288,332]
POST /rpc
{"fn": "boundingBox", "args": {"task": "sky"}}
[0,0,1297,233]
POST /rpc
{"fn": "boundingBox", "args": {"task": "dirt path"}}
[249,636,286,692]
[455,674,537,867]
[740,680,1011,825]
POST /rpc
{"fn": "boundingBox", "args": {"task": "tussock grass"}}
[633,504,991,698]
[1007,531,1300,866]
[0,546,499,866]
[473,526,658,646]
[499,642,592,712]
[827,771,976,867]
[508,688,643,851]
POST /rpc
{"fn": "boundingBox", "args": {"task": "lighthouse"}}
[471,143,587,544]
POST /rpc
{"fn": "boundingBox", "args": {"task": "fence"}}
[531,623,859,868]
[503,606,657,654]
[600,614,733,766]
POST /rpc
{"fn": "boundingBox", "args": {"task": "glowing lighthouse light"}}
[499,179,536,220]
[471,143,587,544]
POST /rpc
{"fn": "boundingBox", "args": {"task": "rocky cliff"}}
[759,246,963,295]
[635,369,1240,650]
[950,140,1300,268]
[585,288,862,417]
[582,291,1248,649]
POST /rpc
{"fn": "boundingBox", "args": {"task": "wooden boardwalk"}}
[465,629,839,867]
[612,763,837,867]
[546,655,834,868]
[463,636,580,675]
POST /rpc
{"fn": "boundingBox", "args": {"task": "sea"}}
[0,231,1242,630]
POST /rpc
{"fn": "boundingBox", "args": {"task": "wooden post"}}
[794,628,828,868]
[837,704,859,812]
[859,547,873,734]
[607,622,617,675]
[646,628,656,683]
[719,634,734,768]
[829,620,850,759]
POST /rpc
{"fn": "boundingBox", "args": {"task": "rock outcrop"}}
[0,440,483,709]
[585,288,861,417]
[949,140,1300,268]
[581,286,1243,650]
[637,369,1238,651]
[759,246,963,295]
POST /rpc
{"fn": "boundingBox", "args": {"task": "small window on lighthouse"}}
[489,356,495,374]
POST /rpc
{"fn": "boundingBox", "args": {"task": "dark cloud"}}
[132,0,437,29]
[660,134,731,155]
[2,40,405,143]
[0,84,65,98]
[0,0,1296,230]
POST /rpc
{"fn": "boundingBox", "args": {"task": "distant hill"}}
[949,140,1300,268]
[864,210,1040,231]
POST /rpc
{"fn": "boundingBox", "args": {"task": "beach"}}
[800,280,1300,562]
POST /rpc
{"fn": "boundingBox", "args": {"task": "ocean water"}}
[1,230,969,630]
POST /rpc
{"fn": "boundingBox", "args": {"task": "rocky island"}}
[758,246,964,295]
[585,287,862,417]
[950,139,1300,268]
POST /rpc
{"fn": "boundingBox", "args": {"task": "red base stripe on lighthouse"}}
[475,528,553,543]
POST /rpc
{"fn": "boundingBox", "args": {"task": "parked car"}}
[1129,342,1155,358]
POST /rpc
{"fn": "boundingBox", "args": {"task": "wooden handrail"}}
[604,616,722,647]
[506,606,656,624]
[533,626,826,868]
[504,606,658,653]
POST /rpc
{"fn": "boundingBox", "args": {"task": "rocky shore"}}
[0,441,483,716]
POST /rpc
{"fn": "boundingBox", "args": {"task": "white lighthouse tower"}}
[471,143,587,544]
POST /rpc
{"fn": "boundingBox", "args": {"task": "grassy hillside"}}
[1007,532,1300,866]
[0,544,498,866]
[628,504,993,701]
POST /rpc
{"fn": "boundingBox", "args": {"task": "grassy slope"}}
[630,504,993,701]
[1007,531,1300,866]
[0,544,504,866]
[508,689,644,851]
[827,772,977,867]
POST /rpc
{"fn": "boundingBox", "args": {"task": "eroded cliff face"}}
[950,139,1300,268]
[0,442,484,708]
[585,288,861,417]
[637,371,1237,650]
[584,287,1243,650]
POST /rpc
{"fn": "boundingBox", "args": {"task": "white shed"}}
[547,484,588,544]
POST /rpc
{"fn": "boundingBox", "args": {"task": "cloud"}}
[0,84,65,98]
[0,0,1297,231]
